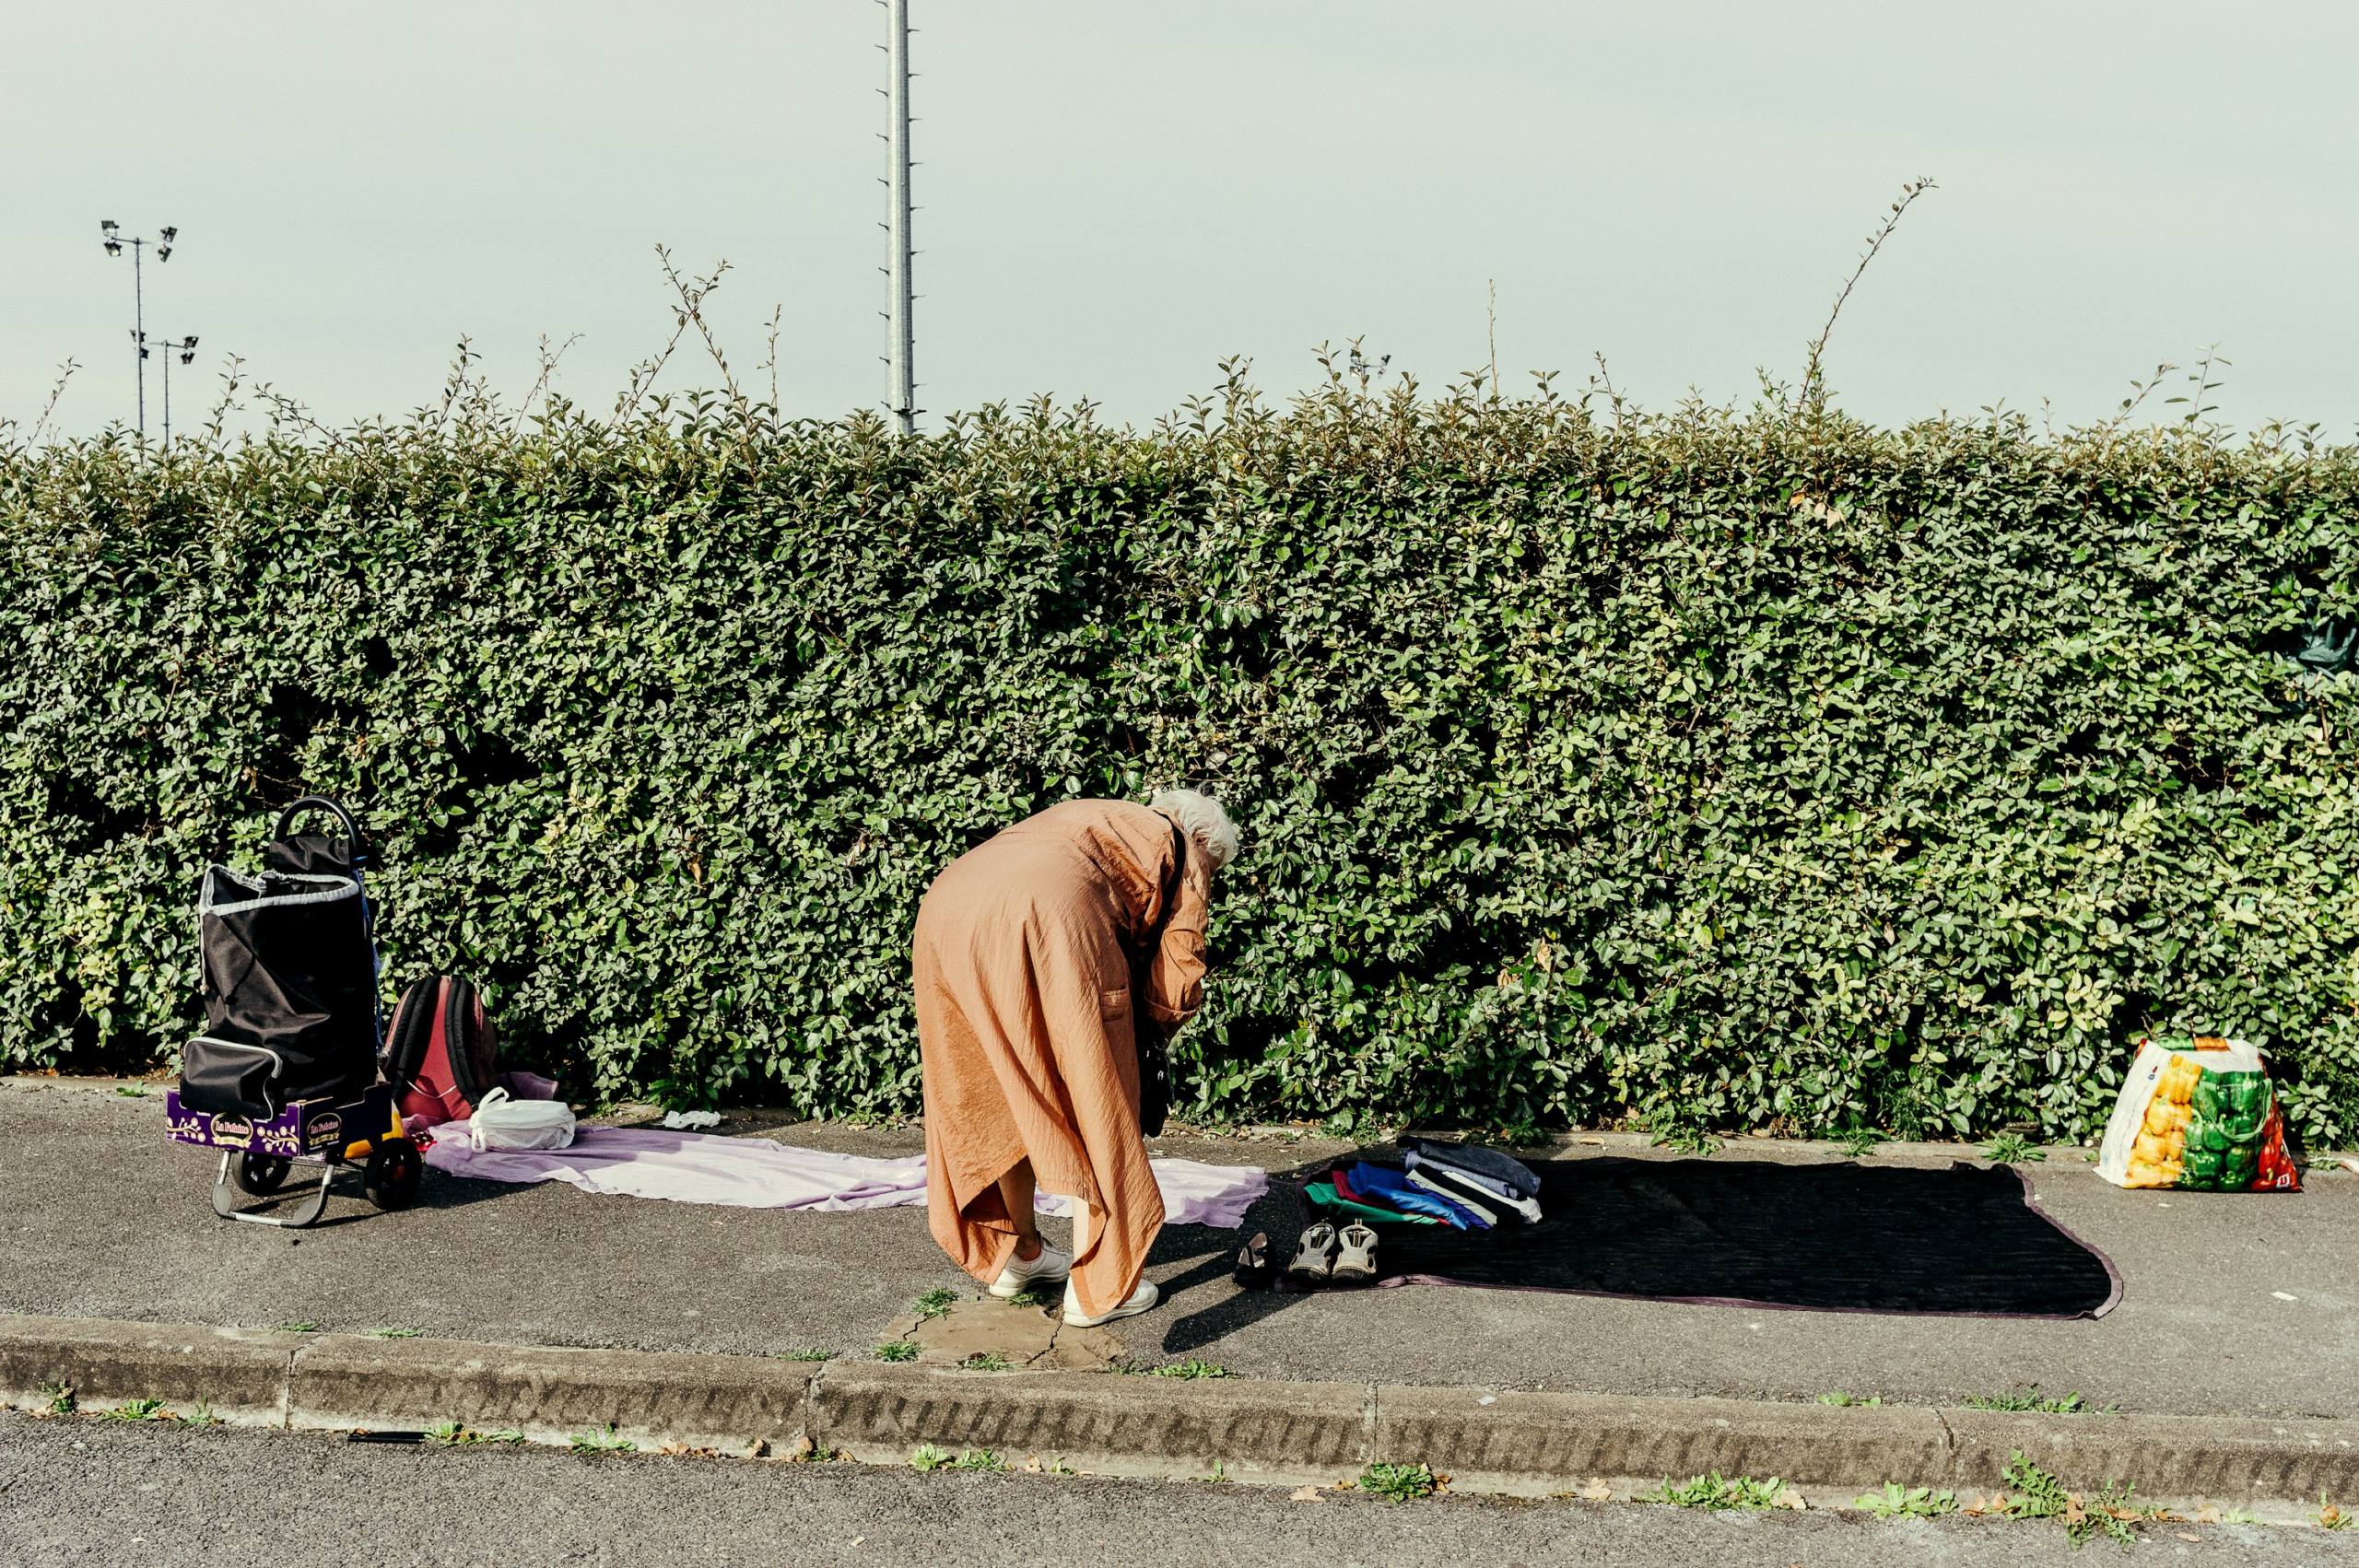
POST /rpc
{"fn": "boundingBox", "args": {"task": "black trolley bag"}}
[182,798,380,1116]
[170,796,420,1225]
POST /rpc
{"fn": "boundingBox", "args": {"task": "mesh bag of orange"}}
[2096,1035,2301,1192]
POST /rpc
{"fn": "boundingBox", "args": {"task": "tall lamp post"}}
[154,333,199,445]
[885,0,915,434]
[99,219,179,439]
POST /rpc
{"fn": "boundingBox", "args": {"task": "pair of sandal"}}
[1234,1222,1379,1289]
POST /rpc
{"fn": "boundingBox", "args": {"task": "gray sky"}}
[10,1,2358,439]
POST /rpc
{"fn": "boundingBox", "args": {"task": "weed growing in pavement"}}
[960,1353,1011,1372]
[1205,1459,1229,1483]
[1149,1359,1232,1380]
[1003,1284,1057,1309]
[1995,1451,2070,1519]
[951,1448,1007,1472]
[274,1322,319,1334]
[190,1401,218,1425]
[1645,1473,1794,1511]
[569,1424,635,1455]
[429,1422,523,1446]
[910,1444,952,1471]
[1835,1125,1882,1159]
[910,1288,959,1321]
[2222,1508,2261,1525]
[1966,1387,2101,1415]
[1358,1463,1440,1503]
[1996,1451,2137,1547]
[1817,1391,1883,1407]
[2318,1493,2353,1531]
[1855,1483,1957,1518]
[97,1398,168,1422]
[774,1348,834,1362]
[369,1327,424,1340]
[38,1382,76,1416]
[113,1085,147,1097]
[874,1340,918,1363]
[1981,1134,2045,1164]
[1640,1112,1721,1157]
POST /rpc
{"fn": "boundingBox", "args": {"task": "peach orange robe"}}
[914,800,1210,1317]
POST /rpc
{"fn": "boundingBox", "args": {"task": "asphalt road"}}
[10,1415,2352,1568]
[7,1079,2355,1418]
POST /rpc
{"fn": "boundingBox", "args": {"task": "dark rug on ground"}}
[1369,1158,2120,1318]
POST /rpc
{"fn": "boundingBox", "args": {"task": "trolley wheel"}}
[364,1138,423,1211]
[235,1153,292,1196]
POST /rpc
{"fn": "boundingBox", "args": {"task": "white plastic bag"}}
[465,1085,577,1152]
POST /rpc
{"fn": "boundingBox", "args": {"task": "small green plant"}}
[568,1423,635,1454]
[2079,1482,2140,1547]
[98,1398,168,1422]
[114,1084,147,1097]
[774,1348,834,1363]
[1149,1359,1232,1380]
[910,1288,959,1322]
[1003,1284,1056,1309]
[874,1340,918,1363]
[274,1321,320,1334]
[960,1353,1011,1372]
[951,1447,1007,1472]
[1997,1451,2070,1519]
[1641,1113,1721,1157]
[2318,1492,2352,1531]
[1646,1472,1791,1511]
[369,1327,425,1340]
[426,1421,520,1446]
[910,1443,953,1472]
[1834,1124,1882,1158]
[1966,1387,2090,1414]
[1817,1391,1883,1407]
[1997,1451,2135,1547]
[39,1381,76,1417]
[2222,1507,2261,1525]
[1982,1133,2045,1164]
[1205,1458,1229,1483]
[1358,1462,1439,1503]
[1855,1482,1956,1518]
[190,1400,218,1425]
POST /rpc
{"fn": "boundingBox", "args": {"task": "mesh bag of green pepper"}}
[2095,1036,2301,1192]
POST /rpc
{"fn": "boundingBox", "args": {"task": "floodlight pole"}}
[886,0,915,435]
[158,333,198,445]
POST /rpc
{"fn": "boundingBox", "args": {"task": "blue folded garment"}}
[1348,1162,1492,1231]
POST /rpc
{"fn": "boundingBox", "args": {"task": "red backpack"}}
[381,976,499,1128]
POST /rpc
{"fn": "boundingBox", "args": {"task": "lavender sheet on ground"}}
[423,1127,1267,1229]
[1370,1157,2121,1319]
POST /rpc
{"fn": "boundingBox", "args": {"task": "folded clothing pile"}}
[1308,1140,1543,1232]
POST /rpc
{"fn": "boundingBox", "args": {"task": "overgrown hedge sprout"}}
[4,369,2354,1143]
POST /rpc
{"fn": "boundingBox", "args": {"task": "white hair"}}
[1149,788,1241,871]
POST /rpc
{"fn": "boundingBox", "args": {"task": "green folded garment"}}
[1307,1180,1441,1225]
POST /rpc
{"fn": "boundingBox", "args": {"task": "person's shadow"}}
[1146,1155,1330,1355]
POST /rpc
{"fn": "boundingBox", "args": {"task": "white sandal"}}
[1287,1223,1338,1285]
[1329,1222,1379,1284]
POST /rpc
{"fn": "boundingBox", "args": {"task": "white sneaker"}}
[1061,1278,1160,1328]
[989,1240,1073,1299]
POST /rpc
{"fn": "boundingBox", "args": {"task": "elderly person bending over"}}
[914,790,1239,1327]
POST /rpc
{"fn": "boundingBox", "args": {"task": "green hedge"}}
[4,387,2355,1144]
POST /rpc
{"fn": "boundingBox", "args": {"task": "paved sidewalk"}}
[6,1077,2354,1420]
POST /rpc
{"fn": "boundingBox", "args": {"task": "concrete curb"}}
[5,1312,2356,1505]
